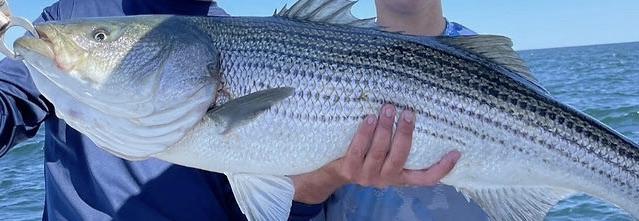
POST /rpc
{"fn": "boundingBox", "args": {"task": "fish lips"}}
[14,35,55,61]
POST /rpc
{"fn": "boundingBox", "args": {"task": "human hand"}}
[0,0,11,32]
[291,104,461,204]
[0,0,37,59]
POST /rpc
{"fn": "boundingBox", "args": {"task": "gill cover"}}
[17,15,220,159]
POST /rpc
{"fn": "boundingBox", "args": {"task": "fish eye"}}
[92,29,109,42]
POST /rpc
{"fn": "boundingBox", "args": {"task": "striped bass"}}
[12,0,639,220]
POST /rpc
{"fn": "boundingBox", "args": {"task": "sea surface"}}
[0,42,638,220]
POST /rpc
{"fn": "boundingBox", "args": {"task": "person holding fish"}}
[0,0,479,220]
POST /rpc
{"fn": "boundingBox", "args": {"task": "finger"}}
[380,110,415,179]
[360,104,396,183]
[402,150,462,185]
[342,114,377,181]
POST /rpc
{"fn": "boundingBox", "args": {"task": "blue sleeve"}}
[443,19,477,36]
[289,201,323,221]
[0,1,67,158]
[0,24,51,158]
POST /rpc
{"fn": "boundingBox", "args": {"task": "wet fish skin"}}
[13,4,639,221]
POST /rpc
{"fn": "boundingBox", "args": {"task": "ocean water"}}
[520,41,639,221]
[0,42,638,220]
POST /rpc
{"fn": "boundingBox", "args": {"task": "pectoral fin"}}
[225,173,295,221]
[456,185,576,221]
[207,87,295,134]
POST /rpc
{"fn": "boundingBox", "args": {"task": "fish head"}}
[14,15,219,159]
[15,16,170,93]
[14,15,219,115]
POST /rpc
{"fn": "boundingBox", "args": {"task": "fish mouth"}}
[14,24,56,59]
[14,24,78,72]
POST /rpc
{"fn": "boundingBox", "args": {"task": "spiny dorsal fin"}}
[438,35,549,94]
[276,0,377,28]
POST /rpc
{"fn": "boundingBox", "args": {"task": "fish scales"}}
[180,15,639,214]
[12,1,639,219]
[199,15,638,169]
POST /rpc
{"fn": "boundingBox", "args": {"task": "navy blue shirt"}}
[0,0,321,220]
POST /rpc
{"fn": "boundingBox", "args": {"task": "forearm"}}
[292,166,347,204]
[288,167,345,221]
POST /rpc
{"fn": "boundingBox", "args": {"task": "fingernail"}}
[366,115,376,125]
[384,105,395,118]
[403,111,414,123]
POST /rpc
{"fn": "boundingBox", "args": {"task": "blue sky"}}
[3,0,638,50]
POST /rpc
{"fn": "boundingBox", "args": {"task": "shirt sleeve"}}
[0,58,50,157]
[0,3,63,157]
[442,19,478,36]
[288,201,323,221]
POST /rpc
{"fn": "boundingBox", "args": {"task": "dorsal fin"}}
[438,35,549,94]
[276,0,377,28]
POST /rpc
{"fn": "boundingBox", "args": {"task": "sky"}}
[2,0,638,51]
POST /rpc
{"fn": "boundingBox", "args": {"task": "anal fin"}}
[225,173,295,221]
[456,185,576,221]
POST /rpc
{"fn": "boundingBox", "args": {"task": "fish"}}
[12,0,639,220]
